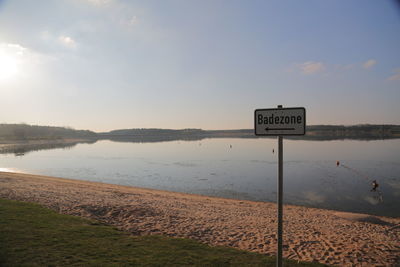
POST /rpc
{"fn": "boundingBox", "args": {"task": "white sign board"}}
[254,107,306,136]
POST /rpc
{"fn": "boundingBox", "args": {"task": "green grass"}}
[0,198,327,266]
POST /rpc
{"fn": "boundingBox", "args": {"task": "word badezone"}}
[257,114,303,125]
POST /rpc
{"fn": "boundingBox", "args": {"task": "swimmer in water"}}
[371,180,379,192]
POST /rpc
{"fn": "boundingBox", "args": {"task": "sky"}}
[0,0,399,132]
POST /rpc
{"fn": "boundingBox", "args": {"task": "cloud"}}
[387,68,400,81]
[295,61,325,75]
[58,35,77,49]
[2,43,27,56]
[363,59,376,69]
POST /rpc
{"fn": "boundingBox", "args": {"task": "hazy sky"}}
[0,0,399,131]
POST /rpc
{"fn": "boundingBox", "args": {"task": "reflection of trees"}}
[105,135,204,143]
[0,140,97,157]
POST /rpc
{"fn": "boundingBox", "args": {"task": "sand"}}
[0,171,399,266]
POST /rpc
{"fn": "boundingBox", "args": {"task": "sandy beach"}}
[0,171,399,266]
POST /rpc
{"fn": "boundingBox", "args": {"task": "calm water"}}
[1,138,399,217]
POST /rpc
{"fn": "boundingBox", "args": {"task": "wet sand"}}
[0,171,399,266]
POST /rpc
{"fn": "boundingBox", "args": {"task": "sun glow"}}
[0,54,18,80]
[0,43,25,81]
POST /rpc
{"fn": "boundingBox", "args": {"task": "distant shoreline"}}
[0,171,399,266]
[98,124,400,142]
[2,123,400,141]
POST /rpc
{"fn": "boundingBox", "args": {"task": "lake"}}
[1,138,399,217]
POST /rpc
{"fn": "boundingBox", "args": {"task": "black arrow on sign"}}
[265,127,295,131]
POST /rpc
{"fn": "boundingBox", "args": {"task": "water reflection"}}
[0,138,399,217]
[0,167,22,173]
[0,140,95,156]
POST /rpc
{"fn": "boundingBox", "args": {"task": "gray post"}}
[277,105,283,267]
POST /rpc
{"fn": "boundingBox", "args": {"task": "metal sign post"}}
[277,132,283,267]
[254,105,306,267]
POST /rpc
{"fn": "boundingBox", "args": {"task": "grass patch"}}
[0,198,327,266]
